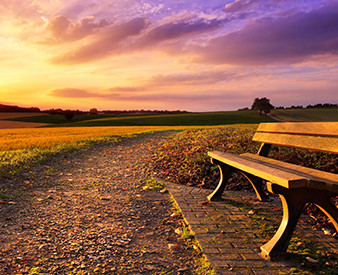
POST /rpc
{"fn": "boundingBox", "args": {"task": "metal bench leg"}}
[207,159,234,201]
[260,183,307,259]
[261,183,338,260]
[240,172,268,201]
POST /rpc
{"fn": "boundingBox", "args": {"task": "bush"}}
[153,127,337,189]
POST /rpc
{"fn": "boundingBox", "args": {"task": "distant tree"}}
[89,108,98,115]
[251,97,274,115]
[63,110,75,121]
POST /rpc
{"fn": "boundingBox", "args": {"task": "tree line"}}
[239,98,337,115]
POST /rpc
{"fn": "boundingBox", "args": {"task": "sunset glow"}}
[0,0,337,111]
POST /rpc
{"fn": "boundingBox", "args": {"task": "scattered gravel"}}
[0,131,200,274]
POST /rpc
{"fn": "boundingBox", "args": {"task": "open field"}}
[0,112,50,129]
[0,112,48,120]
[0,121,50,129]
[6,113,111,125]
[6,110,276,127]
[0,124,254,177]
[0,124,255,151]
[5,108,338,128]
[271,108,338,122]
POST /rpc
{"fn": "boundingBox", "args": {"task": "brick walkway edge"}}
[166,183,338,275]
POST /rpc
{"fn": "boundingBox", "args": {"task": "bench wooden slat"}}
[256,122,338,136]
[208,151,308,189]
[253,132,338,153]
[241,153,338,193]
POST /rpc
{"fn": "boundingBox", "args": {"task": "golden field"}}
[0,126,174,151]
[0,124,255,151]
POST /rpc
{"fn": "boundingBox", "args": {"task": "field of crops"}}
[0,126,171,151]
[0,124,254,176]
[270,108,338,122]
[6,110,276,126]
[0,126,168,176]
[6,108,337,127]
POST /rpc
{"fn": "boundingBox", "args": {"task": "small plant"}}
[142,179,166,191]
[28,267,46,275]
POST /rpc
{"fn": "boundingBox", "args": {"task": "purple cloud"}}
[51,17,150,64]
[47,15,110,43]
[134,18,224,48]
[223,0,260,13]
[195,3,338,65]
[148,71,249,86]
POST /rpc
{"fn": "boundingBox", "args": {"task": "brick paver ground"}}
[167,183,338,275]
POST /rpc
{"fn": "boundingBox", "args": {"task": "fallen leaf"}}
[0,201,6,204]
[121,188,128,191]
[175,228,183,235]
[168,243,178,250]
[248,210,255,215]
[306,256,318,263]
[170,212,179,218]
[273,208,282,211]
[322,228,333,236]
[200,200,210,206]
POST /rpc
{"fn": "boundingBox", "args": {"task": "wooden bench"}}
[207,122,338,259]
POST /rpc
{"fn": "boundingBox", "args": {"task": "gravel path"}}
[0,132,200,274]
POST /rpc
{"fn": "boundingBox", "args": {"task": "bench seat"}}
[208,151,338,192]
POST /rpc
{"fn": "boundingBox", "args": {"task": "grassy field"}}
[5,108,337,128]
[271,107,338,122]
[0,112,48,120]
[6,110,276,127]
[0,124,255,177]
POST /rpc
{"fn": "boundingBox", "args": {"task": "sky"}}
[0,0,337,112]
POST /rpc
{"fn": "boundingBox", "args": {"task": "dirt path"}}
[0,132,199,274]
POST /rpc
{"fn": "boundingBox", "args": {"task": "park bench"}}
[207,122,338,259]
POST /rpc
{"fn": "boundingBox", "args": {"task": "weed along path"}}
[0,132,202,274]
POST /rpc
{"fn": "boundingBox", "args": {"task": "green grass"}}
[5,110,275,126]
[49,110,276,127]
[5,114,114,124]
[5,108,338,127]
[271,108,338,122]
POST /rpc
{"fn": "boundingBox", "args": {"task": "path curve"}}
[0,132,199,274]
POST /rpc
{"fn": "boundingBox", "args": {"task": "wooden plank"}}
[208,151,308,189]
[256,122,338,136]
[252,132,338,153]
[241,153,338,193]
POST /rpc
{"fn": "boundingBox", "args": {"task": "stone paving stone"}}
[215,267,255,275]
[167,182,338,274]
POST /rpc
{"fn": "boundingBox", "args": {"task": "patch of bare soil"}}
[0,113,48,120]
[0,121,50,129]
[0,132,199,274]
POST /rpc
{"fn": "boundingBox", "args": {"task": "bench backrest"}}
[253,122,338,154]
